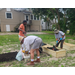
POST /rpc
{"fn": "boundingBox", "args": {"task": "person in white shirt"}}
[54,29,65,49]
[19,35,42,65]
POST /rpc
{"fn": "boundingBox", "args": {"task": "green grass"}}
[0,48,3,53]
[0,33,75,46]
[61,65,64,67]
[68,50,75,54]
[0,35,20,46]
[42,31,54,34]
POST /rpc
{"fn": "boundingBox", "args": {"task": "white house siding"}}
[41,19,46,30]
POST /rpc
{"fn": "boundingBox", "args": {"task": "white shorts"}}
[18,35,24,38]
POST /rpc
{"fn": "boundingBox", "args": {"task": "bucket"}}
[24,54,30,62]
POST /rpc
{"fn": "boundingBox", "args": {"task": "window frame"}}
[31,15,33,20]
[5,12,13,19]
[34,15,36,20]
[26,15,28,21]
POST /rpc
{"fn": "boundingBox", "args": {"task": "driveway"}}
[0,32,47,35]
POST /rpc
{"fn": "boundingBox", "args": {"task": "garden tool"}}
[52,45,58,51]
[24,33,27,37]
[56,38,62,46]
[52,38,63,51]
[23,31,27,37]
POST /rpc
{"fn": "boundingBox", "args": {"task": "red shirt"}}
[19,24,25,37]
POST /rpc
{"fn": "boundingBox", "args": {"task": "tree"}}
[32,8,65,29]
[32,8,55,30]
[67,8,75,35]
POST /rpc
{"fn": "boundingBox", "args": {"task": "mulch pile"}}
[0,52,18,62]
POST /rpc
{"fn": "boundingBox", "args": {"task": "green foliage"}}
[69,21,75,35]
[52,24,56,30]
[58,18,67,32]
[67,8,75,35]
[32,8,75,35]
[32,8,51,18]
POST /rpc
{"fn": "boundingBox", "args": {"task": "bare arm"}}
[62,34,65,38]
[18,27,26,34]
[18,27,24,32]
[56,38,58,41]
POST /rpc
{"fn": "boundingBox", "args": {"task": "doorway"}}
[6,25,10,31]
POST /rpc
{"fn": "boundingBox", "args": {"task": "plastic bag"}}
[16,49,24,61]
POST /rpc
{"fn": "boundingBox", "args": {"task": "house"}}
[41,18,58,30]
[0,8,41,32]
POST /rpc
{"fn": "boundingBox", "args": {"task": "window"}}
[6,12,12,19]
[34,15,36,20]
[6,8,11,11]
[31,15,33,20]
[26,15,28,21]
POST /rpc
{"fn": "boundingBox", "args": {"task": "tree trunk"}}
[63,11,66,32]
[50,8,55,19]
[48,22,49,30]
[46,22,47,31]
[55,8,60,30]
[55,18,57,28]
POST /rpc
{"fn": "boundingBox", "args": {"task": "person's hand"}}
[23,31,26,34]
[56,41,58,43]
[60,38,62,40]
[22,50,25,53]
[25,51,28,54]
[56,40,60,43]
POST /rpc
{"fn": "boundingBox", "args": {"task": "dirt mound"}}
[0,52,18,62]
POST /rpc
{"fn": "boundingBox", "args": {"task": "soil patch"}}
[47,45,59,51]
[0,51,18,62]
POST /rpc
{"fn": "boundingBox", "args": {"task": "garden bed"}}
[59,42,75,51]
[0,51,18,62]
[42,44,66,58]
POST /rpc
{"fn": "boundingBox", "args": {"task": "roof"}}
[0,8,32,15]
[23,12,32,14]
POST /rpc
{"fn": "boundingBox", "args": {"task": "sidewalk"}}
[0,32,47,35]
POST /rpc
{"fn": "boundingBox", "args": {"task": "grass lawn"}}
[42,31,54,34]
[0,33,75,67]
[42,30,75,40]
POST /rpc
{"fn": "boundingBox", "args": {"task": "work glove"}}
[60,38,62,40]
[25,51,29,54]
[56,41,58,43]
[22,50,29,54]
[22,50,25,53]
